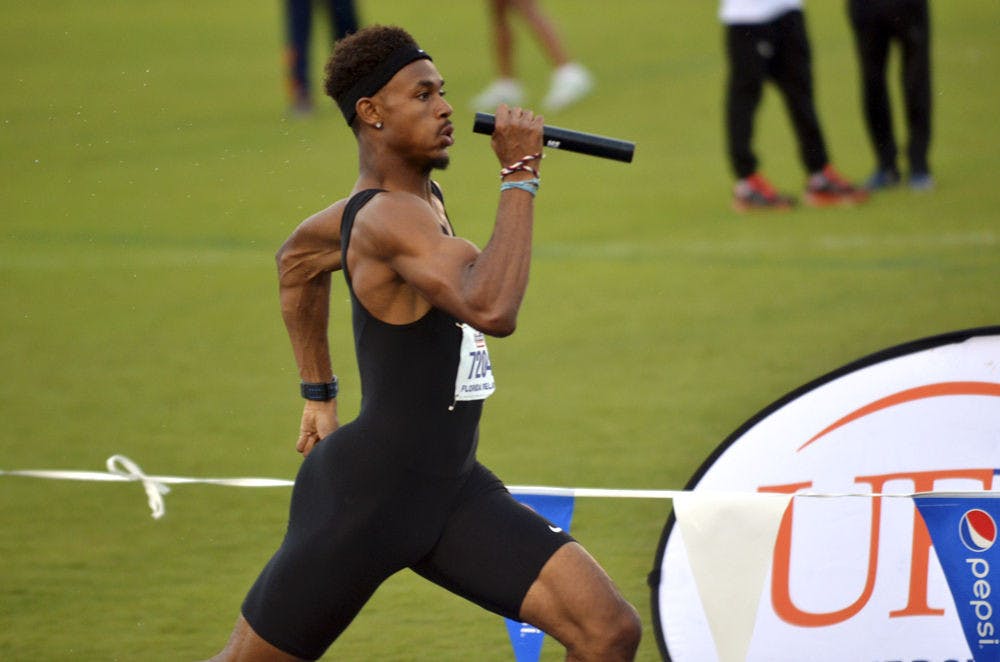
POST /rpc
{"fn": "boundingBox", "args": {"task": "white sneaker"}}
[470,78,525,111]
[542,63,593,111]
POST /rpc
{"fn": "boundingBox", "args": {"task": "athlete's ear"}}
[356,98,382,130]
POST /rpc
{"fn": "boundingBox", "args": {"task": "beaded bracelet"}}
[500,177,540,197]
[500,153,542,179]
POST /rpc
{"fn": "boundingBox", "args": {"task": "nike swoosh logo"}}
[548,525,563,533]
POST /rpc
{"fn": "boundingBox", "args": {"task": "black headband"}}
[337,45,432,126]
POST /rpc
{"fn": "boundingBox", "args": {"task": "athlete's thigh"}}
[517,541,630,645]
[411,465,573,620]
[242,428,425,659]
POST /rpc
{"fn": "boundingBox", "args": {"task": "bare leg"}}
[519,542,641,661]
[209,616,305,662]
[509,0,571,66]
[488,0,516,78]
[472,0,527,109]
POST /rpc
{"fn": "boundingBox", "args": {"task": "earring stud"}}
[375,122,383,129]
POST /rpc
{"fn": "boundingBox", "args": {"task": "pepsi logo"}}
[959,508,997,552]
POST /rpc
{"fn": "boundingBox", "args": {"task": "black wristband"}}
[300,377,339,401]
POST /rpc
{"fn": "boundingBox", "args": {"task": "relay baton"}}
[472,112,635,163]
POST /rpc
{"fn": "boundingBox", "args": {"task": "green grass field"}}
[1,1,998,659]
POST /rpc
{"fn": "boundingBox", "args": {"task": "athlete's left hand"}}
[296,399,339,456]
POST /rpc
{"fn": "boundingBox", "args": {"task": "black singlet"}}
[340,187,482,477]
[241,188,573,660]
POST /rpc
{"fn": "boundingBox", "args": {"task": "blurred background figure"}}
[285,0,359,116]
[847,0,933,191]
[721,0,867,212]
[470,0,593,112]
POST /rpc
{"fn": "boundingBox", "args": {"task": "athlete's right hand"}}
[491,104,544,173]
[296,399,339,456]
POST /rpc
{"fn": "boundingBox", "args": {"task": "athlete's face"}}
[375,59,454,170]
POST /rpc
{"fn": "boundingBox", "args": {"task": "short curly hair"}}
[323,25,421,106]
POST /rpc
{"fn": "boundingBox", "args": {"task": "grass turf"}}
[1,0,998,659]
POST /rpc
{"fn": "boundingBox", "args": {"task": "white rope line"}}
[1,455,997,519]
[507,485,1000,499]
[1,455,295,520]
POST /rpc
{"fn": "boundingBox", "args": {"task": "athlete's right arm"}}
[354,107,543,337]
[275,202,346,455]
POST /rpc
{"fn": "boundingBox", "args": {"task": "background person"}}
[847,0,933,191]
[470,0,594,112]
[284,0,359,116]
[721,0,868,211]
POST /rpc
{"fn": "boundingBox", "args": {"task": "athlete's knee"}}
[607,600,643,658]
[208,615,305,662]
[571,599,642,661]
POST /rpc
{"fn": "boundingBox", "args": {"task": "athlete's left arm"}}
[275,202,346,454]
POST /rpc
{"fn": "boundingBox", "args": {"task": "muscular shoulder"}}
[308,198,350,240]
[276,199,349,279]
[357,190,437,228]
[352,190,449,257]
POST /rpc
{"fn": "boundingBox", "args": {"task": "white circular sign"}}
[651,327,1000,662]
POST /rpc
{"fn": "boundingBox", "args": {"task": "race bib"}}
[453,323,496,402]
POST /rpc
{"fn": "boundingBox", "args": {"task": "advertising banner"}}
[651,327,1000,662]
[915,495,1000,662]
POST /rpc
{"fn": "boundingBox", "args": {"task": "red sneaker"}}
[732,173,796,212]
[804,165,869,207]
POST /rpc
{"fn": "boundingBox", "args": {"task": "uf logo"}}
[760,469,996,627]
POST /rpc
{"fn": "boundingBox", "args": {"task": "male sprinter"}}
[210,25,641,661]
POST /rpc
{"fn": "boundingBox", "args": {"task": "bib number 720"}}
[467,350,492,379]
